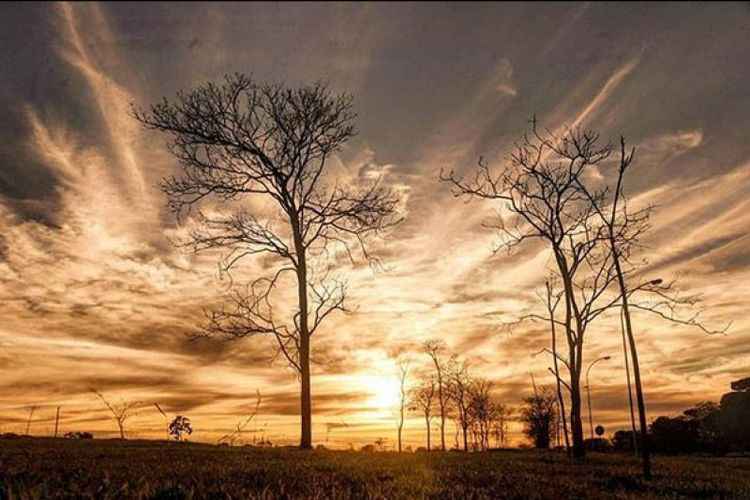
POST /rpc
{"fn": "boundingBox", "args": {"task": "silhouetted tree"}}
[521,385,558,449]
[134,75,400,449]
[564,130,729,478]
[443,120,618,459]
[446,118,726,467]
[218,390,262,446]
[168,415,193,441]
[91,390,141,439]
[446,360,472,451]
[410,375,436,451]
[466,378,497,450]
[397,359,409,453]
[492,403,512,448]
[24,405,36,436]
[719,379,750,450]
[423,339,452,450]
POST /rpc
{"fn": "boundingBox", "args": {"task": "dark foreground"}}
[1,438,749,499]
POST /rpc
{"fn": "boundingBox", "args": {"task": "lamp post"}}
[586,355,611,440]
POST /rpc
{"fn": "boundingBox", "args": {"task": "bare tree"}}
[466,378,496,451]
[446,360,473,452]
[24,405,37,436]
[92,390,141,439]
[397,359,409,453]
[565,134,730,479]
[410,375,436,451]
[442,119,618,459]
[134,75,400,449]
[442,118,722,461]
[492,403,512,448]
[218,390,262,446]
[423,339,451,450]
[53,406,61,438]
[539,277,570,454]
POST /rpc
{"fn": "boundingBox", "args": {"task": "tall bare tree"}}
[565,135,729,478]
[469,119,726,470]
[467,378,496,451]
[24,405,37,436]
[423,339,451,450]
[397,359,409,453]
[540,278,570,454]
[410,376,436,451]
[134,75,400,449]
[92,390,141,439]
[442,119,620,459]
[447,360,473,452]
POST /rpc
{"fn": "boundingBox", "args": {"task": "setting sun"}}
[363,374,402,411]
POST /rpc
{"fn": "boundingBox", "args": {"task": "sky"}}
[0,2,749,449]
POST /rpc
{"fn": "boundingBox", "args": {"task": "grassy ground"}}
[1,438,749,499]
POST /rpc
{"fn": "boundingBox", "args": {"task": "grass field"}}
[1,438,749,499]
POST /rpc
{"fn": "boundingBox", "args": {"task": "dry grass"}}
[1,437,749,499]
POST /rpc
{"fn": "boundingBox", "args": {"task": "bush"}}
[584,438,612,453]
[64,431,93,440]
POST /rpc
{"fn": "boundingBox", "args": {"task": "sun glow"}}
[362,374,402,411]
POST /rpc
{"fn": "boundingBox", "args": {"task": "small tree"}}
[218,390,262,446]
[397,359,409,453]
[446,360,473,451]
[521,385,558,449]
[168,416,193,441]
[92,390,141,439]
[423,340,451,451]
[410,376,436,451]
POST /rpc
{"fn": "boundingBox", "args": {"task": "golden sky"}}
[0,2,748,448]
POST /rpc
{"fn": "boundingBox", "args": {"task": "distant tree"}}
[520,385,558,449]
[64,431,93,440]
[134,75,401,449]
[410,376,436,451]
[612,430,637,453]
[168,415,193,441]
[730,377,750,392]
[466,378,497,451]
[491,404,512,448]
[423,340,452,451]
[374,437,388,452]
[24,405,36,436]
[91,390,141,439]
[446,360,473,451]
[721,380,750,450]
[218,390,262,446]
[397,359,409,453]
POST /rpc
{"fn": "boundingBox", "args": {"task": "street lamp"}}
[586,355,611,440]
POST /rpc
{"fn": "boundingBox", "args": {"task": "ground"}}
[1,438,749,499]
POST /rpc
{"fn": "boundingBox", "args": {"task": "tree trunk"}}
[425,415,431,451]
[621,309,639,457]
[436,366,445,451]
[613,253,651,479]
[118,421,125,439]
[462,422,468,452]
[569,368,585,459]
[554,251,585,460]
[550,303,570,455]
[293,222,312,450]
[54,407,60,438]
